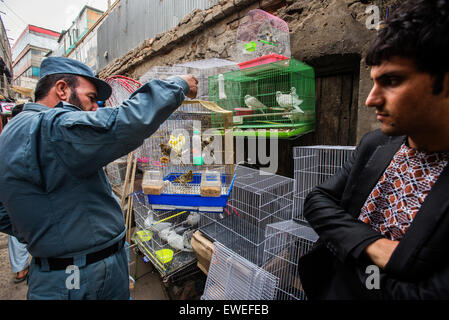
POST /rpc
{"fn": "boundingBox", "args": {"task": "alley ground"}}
[0,232,170,300]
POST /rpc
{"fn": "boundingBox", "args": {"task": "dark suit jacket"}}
[298,129,449,299]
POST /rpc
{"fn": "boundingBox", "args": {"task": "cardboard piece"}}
[191,231,214,275]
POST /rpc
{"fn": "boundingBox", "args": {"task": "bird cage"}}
[174,58,240,101]
[198,165,294,266]
[293,146,356,223]
[104,155,128,192]
[104,76,142,196]
[136,100,236,213]
[262,220,318,300]
[201,242,279,300]
[208,58,316,138]
[236,9,291,63]
[132,192,198,276]
[105,75,142,107]
[139,65,189,84]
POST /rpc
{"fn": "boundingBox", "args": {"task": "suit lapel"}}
[348,138,404,217]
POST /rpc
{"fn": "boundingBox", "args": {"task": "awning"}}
[12,86,34,98]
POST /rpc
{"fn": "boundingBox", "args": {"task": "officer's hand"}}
[180,74,198,99]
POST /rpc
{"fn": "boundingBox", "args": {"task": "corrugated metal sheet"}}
[98,0,220,70]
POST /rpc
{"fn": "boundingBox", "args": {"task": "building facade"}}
[54,5,104,73]
[0,15,14,133]
[0,16,13,101]
[97,0,220,71]
[11,25,60,101]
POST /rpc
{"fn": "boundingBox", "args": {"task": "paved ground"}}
[0,233,28,300]
[0,233,169,300]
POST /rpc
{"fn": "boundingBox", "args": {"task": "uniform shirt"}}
[0,77,189,258]
[358,143,449,241]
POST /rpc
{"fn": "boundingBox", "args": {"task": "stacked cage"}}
[201,242,279,300]
[174,58,240,101]
[132,192,199,276]
[135,100,235,213]
[262,220,318,300]
[293,146,356,222]
[198,165,294,266]
[104,155,129,193]
[104,76,143,195]
[236,9,291,63]
[208,58,316,138]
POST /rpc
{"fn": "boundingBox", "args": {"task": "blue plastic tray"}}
[147,173,236,211]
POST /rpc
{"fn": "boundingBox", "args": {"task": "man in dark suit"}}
[299,0,449,299]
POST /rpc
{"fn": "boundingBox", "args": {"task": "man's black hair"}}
[34,74,79,102]
[366,0,449,94]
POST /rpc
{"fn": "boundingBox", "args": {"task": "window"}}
[32,67,40,77]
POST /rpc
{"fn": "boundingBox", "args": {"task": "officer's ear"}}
[54,80,72,101]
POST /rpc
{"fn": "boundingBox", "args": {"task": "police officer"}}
[0,57,198,299]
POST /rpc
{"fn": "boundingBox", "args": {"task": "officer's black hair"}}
[34,74,79,102]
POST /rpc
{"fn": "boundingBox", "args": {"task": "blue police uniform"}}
[0,75,189,299]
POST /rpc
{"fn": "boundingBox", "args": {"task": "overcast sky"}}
[0,0,109,47]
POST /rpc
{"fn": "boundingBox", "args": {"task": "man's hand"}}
[179,74,198,99]
[364,238,399,269]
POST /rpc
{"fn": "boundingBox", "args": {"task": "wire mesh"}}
[198,165,294,266]
[262,220,318,300]
[236,9,291,63]
[139,65,189,84]
[174,58,240,101]
[135,100,234,212]
[293,145,356,222]
[132,192,198,277]
[105,75,142,106]
[201,241,279,300]
[208,58,315,137]
[103,76,142,195]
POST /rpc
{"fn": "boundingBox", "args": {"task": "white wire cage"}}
[174,58,240,101]
[134,100,235,212]
[132,192,198,276]
[198,165,294,266]
[201,241,279,300]
[104,154,130,195]
[293,146,356,222]
[262,220,318,300]
[139,65,189,84]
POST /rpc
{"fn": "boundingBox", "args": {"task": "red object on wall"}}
[238,54,288,69]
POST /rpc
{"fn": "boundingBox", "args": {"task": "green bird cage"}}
[208,58,316,138]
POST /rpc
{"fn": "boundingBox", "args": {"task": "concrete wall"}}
[99,0,403,144]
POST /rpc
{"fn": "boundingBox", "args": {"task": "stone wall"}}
[99,0,403,144]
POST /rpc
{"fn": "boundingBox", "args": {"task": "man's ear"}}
[54,80,71,101]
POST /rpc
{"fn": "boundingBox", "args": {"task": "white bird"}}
[244,95,267,112]
[149,222,172,233]
[167,233,185,251]
[159,228,176,242]
[144,209,155,228]
[144,216,154,229]
[186,212,200,227]
[276,87,304,113]
[182,231,194,252]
